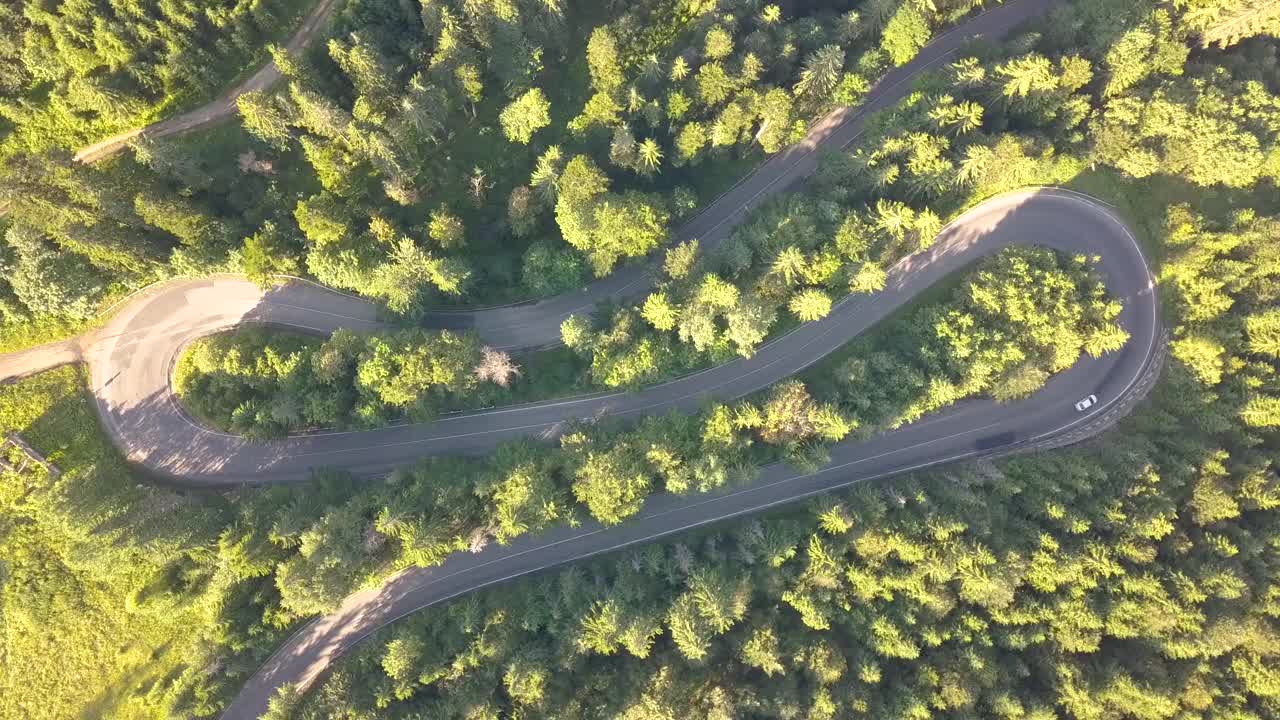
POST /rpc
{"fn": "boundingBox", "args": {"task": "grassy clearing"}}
[0,366,208,720]
[0,316,87,355]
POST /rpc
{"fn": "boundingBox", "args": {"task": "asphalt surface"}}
[0,0,1168,716]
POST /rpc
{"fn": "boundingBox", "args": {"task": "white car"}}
[1074,394,1098,412]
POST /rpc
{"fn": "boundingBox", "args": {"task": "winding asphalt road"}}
[67,187,1153,489]
[54,0,1065,486]
[0,1,1167,716]
[211,183,1159,718]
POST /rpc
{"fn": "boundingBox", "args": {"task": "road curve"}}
[69,188,1154,488]
[216,189,1162,719]
[20,0,1062,486]
[0,0,1167,715]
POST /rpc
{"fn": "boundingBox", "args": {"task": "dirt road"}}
[73,0,345,164]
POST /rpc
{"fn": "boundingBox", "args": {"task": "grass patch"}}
[0,315,87,355]
[0,366,217,720]
[495,345,594,406]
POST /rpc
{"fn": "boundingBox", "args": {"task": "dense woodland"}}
[175,328,521,436]
[555,0,1280,388]
[0,0,311,155]
[1,0,1280,719]
[0,0,1011,351]
[0,241,1123,718]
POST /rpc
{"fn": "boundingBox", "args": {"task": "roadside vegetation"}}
[174,327,588,437]
[0,0,1014,358]
[0,367,231,719]
[0,0,316,155]
[174,245,1122,445]
[0,241,1124,718]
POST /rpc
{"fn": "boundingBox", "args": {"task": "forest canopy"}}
[0,0,310,155]
[0,0,1019,350]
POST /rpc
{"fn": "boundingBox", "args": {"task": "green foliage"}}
[789,288,833,322]
[0,366,235,719]
[586,28,625,94]
[804,248,1125,429]
[241,221,302,286]
[12,5,1280,720]
[554,154,670,275]
[760,380,837,444]
[1185,0,1280,47]
[520,242,585,297]
[880,5,931,66]
[1091,69,1277,187]
[0,0,310,156]
[367,238,473,312]
[261,684,303,720]
[174,327,490,435]
[429,206,466,249]
[237,91,293,150]
[568,441,652,525]
[499,88,553,145]
[2,223,105,321]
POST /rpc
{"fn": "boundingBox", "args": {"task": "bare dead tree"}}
[474,346,522,387]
